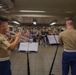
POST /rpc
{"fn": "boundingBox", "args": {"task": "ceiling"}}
[0,0,76,25]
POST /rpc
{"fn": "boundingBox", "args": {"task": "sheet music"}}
[28,42,38,51]
[47,35,59,44]
[19,42,28,51]
[54,35,59,43]
[19,42,38,52]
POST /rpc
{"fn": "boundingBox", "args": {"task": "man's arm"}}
[58,33,63,44]
[8,37,14,43]
[8,32,21,50]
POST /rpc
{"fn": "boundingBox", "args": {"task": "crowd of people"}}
[17,28,60,46]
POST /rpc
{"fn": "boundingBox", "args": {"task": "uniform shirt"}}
[0,34,10,58]
[59,28,76,50]
[3,33,11,40]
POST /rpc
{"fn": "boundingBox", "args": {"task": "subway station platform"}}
[10,46,71,75]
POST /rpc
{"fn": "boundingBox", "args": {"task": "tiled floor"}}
[10,45,71,75]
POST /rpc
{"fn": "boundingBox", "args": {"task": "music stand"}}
[19,42,38,75]
[47,34,60,75]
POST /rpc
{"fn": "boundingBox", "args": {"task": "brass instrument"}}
[9,31,27,42]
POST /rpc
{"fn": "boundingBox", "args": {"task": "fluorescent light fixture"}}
[33,22,37,25]
[13,21,20,24]
[16,15,53,17]
[33,19,37,25]
[0,4,2,9]
[65,11,73,13]
[19,10,45,13]
[50,22,56,25]
[0,6,2,8]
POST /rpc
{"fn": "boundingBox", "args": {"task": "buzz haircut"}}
[66,18,74,21]
[0,16,8,25]
[66,18,74,25]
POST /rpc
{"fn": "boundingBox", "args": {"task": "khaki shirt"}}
[59,28,76,50]
[0,34,10,58]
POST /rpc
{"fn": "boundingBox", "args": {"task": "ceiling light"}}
[65,11,73,13]
[50,22,56,25]
[33,19,37,25]
[33,22,37,25]
[19,10,45,13]
[0,6,2,8]
[13,21,20,24]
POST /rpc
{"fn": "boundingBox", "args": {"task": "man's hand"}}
[15,32,21,38]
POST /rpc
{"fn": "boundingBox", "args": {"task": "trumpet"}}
[9,31,27,42]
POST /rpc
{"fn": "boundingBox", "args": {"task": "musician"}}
[0,17,21,75]
[59,18,76,75]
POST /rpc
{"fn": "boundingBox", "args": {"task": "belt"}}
[0,57,9,61]
[64,49,76,52]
